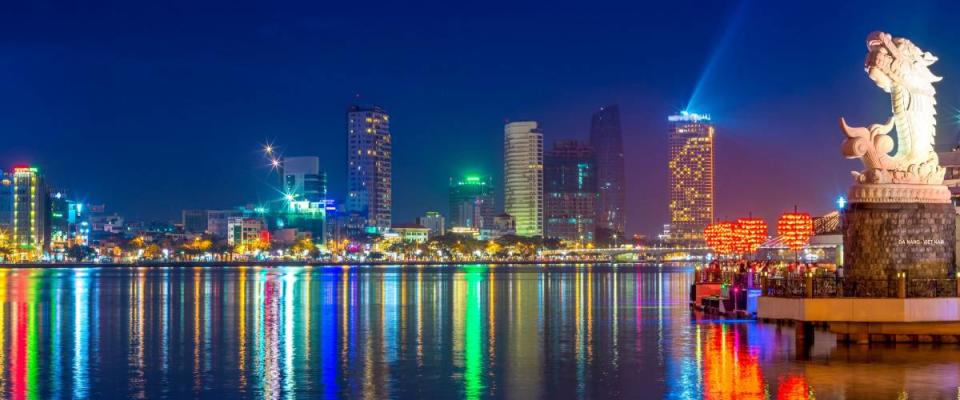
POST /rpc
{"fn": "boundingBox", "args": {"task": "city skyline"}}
[3,4,960,399]
[4,2,960,236]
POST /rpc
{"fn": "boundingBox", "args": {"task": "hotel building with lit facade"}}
[0,167,49,257]
[347,104,392,234]
[504,121,544,237]
[667,112,714,244]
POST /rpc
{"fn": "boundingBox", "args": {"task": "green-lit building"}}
[449,175,495,229]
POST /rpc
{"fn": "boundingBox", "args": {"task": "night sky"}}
[2,1,959,235]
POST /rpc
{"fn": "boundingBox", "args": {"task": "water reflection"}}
[0,265,955,398]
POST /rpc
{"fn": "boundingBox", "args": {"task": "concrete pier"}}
[758,296,960,343]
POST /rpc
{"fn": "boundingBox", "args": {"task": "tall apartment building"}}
[347,105,392,233]
[504,121,544,237]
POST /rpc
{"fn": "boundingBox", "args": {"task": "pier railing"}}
[763,276,960,298]
[693,267,960,298]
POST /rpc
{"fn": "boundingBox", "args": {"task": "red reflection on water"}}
[702,324,765,400]
[11,302,26,400]
[777,375,810,400]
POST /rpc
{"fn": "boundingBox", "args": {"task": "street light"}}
[835,195,847,210]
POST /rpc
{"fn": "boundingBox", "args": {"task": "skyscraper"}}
[504,121,544,237]
[347,105,392,233]
[449,175,495,229]
[667,111,715,244]
[544,140,597,242]
[282,156,326,202]
[10,167,48,255]
[590,105,626,236]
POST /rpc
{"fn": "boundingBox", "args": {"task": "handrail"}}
[763,276,958,298]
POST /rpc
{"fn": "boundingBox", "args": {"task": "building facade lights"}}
[347,104,392,234]
[504,121,544,237]
[667,112,715,244]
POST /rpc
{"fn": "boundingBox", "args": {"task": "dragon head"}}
[865,31,941,96]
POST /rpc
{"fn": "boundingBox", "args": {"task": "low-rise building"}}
[450,226,481,239]
[480,213,516,239]
[392,224,430,243]
[227,217,264,246]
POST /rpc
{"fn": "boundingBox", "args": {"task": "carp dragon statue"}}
[841,31,945,186]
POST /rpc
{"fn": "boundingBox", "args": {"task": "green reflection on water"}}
[464,268,483,399]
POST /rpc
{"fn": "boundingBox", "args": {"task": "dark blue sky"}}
[2,1,959,235]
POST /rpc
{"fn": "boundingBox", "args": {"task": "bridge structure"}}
[543,236,842,263]
[541,246,712,262]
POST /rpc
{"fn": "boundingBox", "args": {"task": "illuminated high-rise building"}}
[282,156,326,202]
[9,167,48,255]
[347,104,392,233]
[667,112,714,244]
[544,140,597,242]
[504,121,543,237]
[449,175,495,229]
[590,105,626,236]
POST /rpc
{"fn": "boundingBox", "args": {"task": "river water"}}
[0,264,957,399]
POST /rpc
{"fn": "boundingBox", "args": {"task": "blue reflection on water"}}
[72,269,90,399]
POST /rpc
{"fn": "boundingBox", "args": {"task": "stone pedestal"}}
[843,200,955,281]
